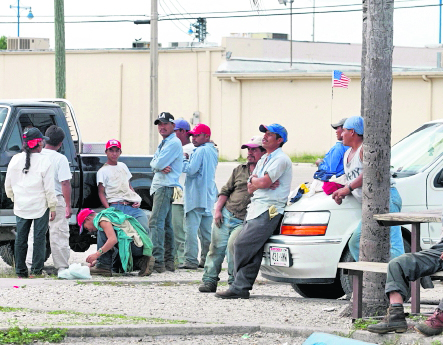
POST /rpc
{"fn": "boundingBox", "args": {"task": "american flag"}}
[332,70,351,88]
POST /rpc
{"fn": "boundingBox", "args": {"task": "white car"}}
[260,120,443,299]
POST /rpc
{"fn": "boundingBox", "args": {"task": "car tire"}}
[291,236,412,300]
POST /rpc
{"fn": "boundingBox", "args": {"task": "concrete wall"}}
[1,42,443,159]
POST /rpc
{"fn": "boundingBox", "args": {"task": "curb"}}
[3,323,438,344]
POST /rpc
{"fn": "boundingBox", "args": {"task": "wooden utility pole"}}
[360,0,395,316]
[149,0,159,154]
[54,0,66,99]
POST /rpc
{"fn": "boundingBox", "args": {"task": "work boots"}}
[415,308,443,336]
[367,305,408,334]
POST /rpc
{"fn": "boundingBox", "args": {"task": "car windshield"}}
[0,107,8,133]
[391,122,443,177]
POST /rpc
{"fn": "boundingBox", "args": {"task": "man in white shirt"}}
[26,126,73,273]
[171,118,194,267]
[41,126,72,273]
[5,127,57,277]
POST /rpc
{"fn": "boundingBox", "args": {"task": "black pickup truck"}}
[0,99,154,265]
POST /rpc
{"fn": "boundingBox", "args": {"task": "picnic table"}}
[338,209,443,319]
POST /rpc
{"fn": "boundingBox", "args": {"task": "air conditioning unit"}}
[7,37,49,50]
[132,41,162,49]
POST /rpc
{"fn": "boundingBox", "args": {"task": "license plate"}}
[269,247,291,267]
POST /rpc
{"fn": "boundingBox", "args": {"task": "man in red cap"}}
[77,208,154,276]
[179,124,218,269]
[96,139,149,238]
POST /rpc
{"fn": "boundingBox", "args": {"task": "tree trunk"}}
[360,0,367,116]
[361,0,395,317]
[54,0,66,99]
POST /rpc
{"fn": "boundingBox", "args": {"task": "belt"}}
[110,201,134,206]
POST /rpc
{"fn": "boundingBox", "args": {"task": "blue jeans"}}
[349,187,404,261]
[149,187,175,265]
[96,229,143,270]
[111,203,150,237]
[184,208,213,266]
[15,209,49,276]
[202,207,243,285]
[171,204,185,265]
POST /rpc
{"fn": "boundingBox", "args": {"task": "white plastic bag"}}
[58,263,91,280]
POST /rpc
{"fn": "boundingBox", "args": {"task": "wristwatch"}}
[348,183,354,192]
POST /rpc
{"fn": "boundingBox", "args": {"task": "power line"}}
[158,0,189,33]
[0,2,440,24]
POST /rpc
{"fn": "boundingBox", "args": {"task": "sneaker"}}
[153,263,166,273]
[415,308,443,336]
[138,256,155,277]
[89,266,112,277]
[367,305,407,334]
[165,261,175,272]
[198,260,205,268]
[199,282,216,293]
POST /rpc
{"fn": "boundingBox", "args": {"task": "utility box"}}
[7,37,50,50]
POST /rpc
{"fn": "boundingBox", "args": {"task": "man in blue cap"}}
[216,123,292,299]
[331,116,404,261]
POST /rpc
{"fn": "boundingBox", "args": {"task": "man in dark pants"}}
[368,243,443,336]
[215,123,292,299]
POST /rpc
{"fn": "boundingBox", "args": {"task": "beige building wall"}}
[1,41,443,159]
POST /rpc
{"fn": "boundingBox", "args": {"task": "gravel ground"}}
[1,248,443,345]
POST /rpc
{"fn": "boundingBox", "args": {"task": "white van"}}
[260,120,443,299]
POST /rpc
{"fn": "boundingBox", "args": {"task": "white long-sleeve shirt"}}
[5,152,57,219]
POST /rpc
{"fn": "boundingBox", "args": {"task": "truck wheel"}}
[0,234,52,268]
[0,242,15,266]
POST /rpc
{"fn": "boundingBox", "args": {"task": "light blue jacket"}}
[150,133,183,195]
[183,142,218,214]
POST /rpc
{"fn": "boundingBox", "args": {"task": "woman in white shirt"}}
[5,127,57,277]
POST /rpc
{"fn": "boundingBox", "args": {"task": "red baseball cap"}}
[106,139,121,150]
[189,124,211,136]
[77,208,95,234]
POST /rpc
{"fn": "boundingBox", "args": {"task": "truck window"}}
[19,113,54,135]
[0,107,7,132]
[6,122,22,152]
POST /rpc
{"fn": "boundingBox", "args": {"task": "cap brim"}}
[259,124,268,133]
[154,119,169,125]
[241,144,260,149]
[42,135,49,141]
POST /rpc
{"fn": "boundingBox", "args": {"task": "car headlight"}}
[280,211,330,236]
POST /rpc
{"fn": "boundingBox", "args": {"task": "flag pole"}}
[331,71,334,146]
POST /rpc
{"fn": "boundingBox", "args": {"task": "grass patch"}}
[218,156,230,162]
[408,314,427,322]
[218,282,228,287]
[290,153,323,164]
[0,307,25,313]
[0,326,66,344]
[353,318,379,330]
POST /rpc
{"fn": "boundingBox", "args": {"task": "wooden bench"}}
[336,210,442,319]
[338,261,443,319]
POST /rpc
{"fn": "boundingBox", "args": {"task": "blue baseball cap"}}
[174,118,190,131]
[259,123,288,143]
[343,116,364,135]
